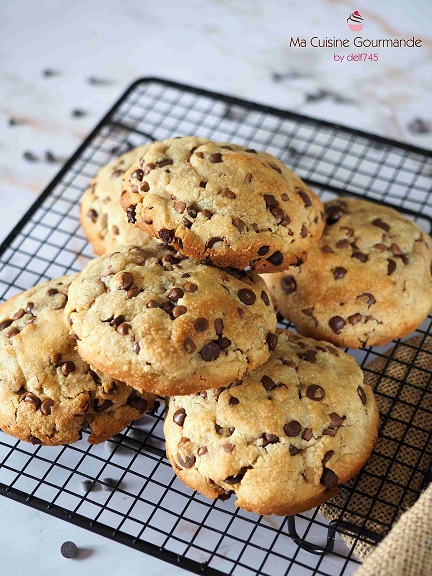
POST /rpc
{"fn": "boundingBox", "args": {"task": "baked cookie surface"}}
[263,198,432,348]
[121,136,325,272]
[65,246,277,395]
[0,277,155,446]
[81,144,160,255]
[164,329,379,516]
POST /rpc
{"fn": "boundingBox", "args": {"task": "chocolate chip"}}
[201,342,220,362]
[168,288,184,302]
[372,218,390,232]
[184,338,196,353]
[348,313,362,325]
[267,251,283,266]
[357,386,367,405]
[329,316,345,334]
[133,342,140,354]
[156,159,173,168]
[87,208,98,222]
[119,272,133,290]
[0,319,13,331]
[187,204,199,219]
[224,468,248,484]
[306,384,325,401]
[95,399,113,412]
[280,276,296,295]
[206,237,223,248]
[172,306,187,318]
[329,413,344,428]
[222,444,234,452]
[333,267,347,280]
[387,259,396,275]
[158,228,175,244]
[126,206,136,223]
[181,217,192,229]
[262,433,279,446]
[47,288,58,296]
[175,201,186,213]
[266,332,278,351]
[289,445,301,456]
[111,169,124,180]
[261,375,276,390]
[143,163,156,175]
[61,541,78,559]
[139,181,150,192]
[209,153,223,163]
[38,398,54,415]
[61,361,75,376]
[320,468,338,489]
[173,408,186,426]
[126,288,141,299]
[323,450,335,464]
[199,181,207,188]
[213,318,224,335]
[29,435,41,445]
[218,337,231,350]
[221,188,236,199]
[244,173,252,183]
[229,397,239,406]
[302,428,313,441]
[327,346,339,356]
[335,239,350,249]
[257,246,270,257]
[271,207,285,221]
[352,252,368,263]
[6,327,20,338]
[325,204,344,225]
[264,194,278,207]
[356,292,376,306]
[176,454,195,468]
[195,151,204,158]
[193,318,208,332]
[215,424,223,434]
[238,288,256,305]
[128,396,148,412]
[117,322,131,335]
[202,209,212,219]
[20,392,40,409]
[160,302,174,315]
[72,108,86,118]
[131,169,143,181]
[198,446,208,456]
[284,420,301,437]
[298,190,312,207]
[300,225,308,238]
[260,291,270,306]
[146,300,159,309]
[232,217,245,233]
[321,245,334,253]
[298,350,317,363]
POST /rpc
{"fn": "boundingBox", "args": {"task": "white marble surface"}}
[0,0,431,574]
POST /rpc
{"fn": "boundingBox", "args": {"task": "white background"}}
[0,0,431,574]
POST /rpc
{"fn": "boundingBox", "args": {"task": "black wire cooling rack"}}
[0,78,431,576]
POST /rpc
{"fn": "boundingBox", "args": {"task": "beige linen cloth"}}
[319,335,432,575]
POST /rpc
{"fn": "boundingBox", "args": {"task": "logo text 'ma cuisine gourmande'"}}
[290,10,422,48]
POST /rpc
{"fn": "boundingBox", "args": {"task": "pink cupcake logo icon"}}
[347,11,364,31]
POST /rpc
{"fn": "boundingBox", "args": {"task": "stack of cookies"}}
[2,135,431,517]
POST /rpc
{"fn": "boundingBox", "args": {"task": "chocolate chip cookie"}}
[65,246,277,395]
[120,136,325,272]
[0,277,155,446]
[81,144,160,255]
[164,329,379,516]
[263,198,432,348]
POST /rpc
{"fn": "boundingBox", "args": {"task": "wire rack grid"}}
[0,78,431,576]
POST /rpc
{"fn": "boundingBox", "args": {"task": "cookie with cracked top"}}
[164,329,379,516]
[65,246,277,395]
[120,136,325,272]
[0,276,155,446]
[81,144,161,255]
[263,198,432,348]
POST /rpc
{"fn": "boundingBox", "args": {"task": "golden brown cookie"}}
[80,144,160,255]
[121,136,325,272]
[164,329,379,516]
[65,246,277,396]
[0,277,156,446]
[263,198,432,348]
